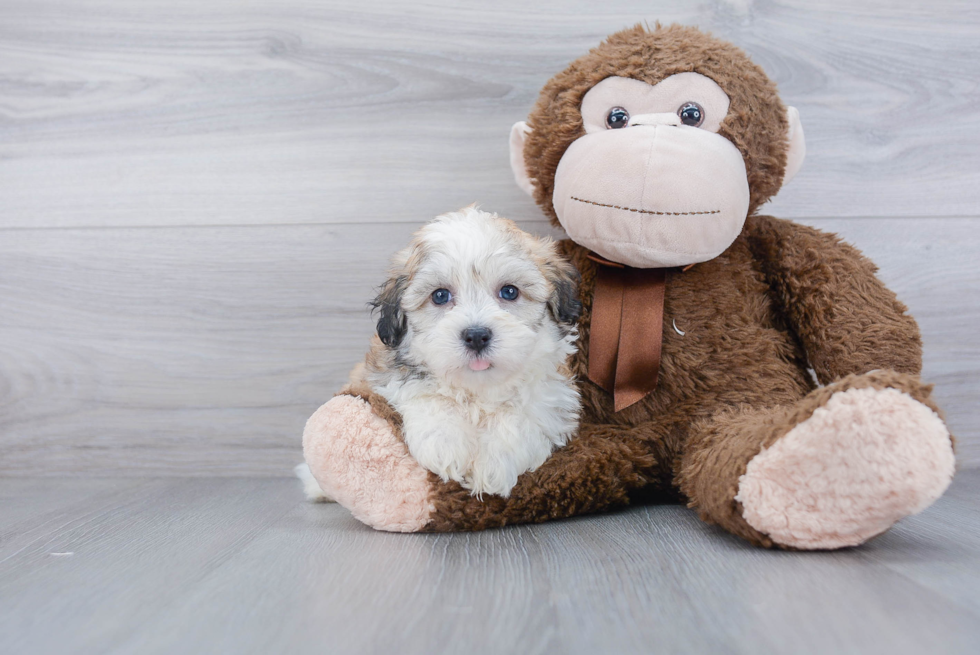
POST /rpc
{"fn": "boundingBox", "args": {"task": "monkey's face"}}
[551,74,748,268]
[511,63,805,269]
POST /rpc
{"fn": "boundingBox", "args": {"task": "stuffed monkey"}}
[303,24,955,549]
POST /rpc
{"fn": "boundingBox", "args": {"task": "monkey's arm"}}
[423,420,662,531]
[744,215,922,383]
[304,385,666,531]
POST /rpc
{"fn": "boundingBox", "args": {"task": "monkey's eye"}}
[678,102,705,128]
[499,285,519,301]
[605,107,630,129]
[431,288,452,305]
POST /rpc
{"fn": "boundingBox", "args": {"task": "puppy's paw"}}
[411,441,471,487]
[399,417,477,488]
[466,454,521,498]
[465,428,554,498]
[303,395,434,532]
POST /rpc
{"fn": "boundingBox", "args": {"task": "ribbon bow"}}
[587,254,667,412]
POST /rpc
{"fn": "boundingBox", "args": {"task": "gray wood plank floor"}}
[2,2,979,473]
[1,470,978,655]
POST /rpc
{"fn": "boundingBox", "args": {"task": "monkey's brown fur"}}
[334,25,942,545]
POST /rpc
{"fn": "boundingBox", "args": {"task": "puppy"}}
[350,206,582,498]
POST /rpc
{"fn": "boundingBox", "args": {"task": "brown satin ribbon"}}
[587,255,667,412]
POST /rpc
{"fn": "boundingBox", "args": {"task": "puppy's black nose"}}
[462,326,493,353]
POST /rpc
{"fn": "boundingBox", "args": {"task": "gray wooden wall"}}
[2,0,978,475]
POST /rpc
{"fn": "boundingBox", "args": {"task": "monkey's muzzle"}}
[552,124,750,269]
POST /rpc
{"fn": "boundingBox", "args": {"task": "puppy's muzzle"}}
[462,326,493,354]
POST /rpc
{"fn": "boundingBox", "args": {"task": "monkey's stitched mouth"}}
[570,196,720,216]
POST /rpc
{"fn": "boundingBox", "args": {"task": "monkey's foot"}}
[735,386,955,549]
[303,395,433,532]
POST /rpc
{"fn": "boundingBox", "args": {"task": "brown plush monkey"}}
[303,24,955,549]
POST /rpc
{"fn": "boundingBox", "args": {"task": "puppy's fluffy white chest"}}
[376,340,579,497]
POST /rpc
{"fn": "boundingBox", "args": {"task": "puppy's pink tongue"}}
[468,359,491,371]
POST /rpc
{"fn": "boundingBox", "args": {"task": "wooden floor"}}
[1,470,978,654]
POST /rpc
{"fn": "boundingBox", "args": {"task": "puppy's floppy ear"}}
[371,275,408,348]
[544,256,582,328]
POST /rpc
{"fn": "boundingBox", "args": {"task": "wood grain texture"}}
[1,1,978,476]
[1,218,977,475]
[863,470,980,617]
[1,472,978,654]
[0,478,298,655]
[0,0,978,229]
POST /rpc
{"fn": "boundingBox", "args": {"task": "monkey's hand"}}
[302,393,435,532]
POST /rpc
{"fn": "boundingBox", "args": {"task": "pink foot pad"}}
[736,387,955,549]
[303,395,433,532]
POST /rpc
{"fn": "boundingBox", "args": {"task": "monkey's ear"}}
[509,121,535,197]
[371,275,408,348]
[545,258,583,328]
[782,106,806,186]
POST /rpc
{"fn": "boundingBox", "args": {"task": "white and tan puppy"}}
[350,206,582,498]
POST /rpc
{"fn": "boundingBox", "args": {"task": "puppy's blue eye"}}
[499,285,519,301]
[431,288,451,305]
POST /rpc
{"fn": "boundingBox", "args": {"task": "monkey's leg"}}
[303,390,663,532]
[303,393,432,532]
[676,371,955,549]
